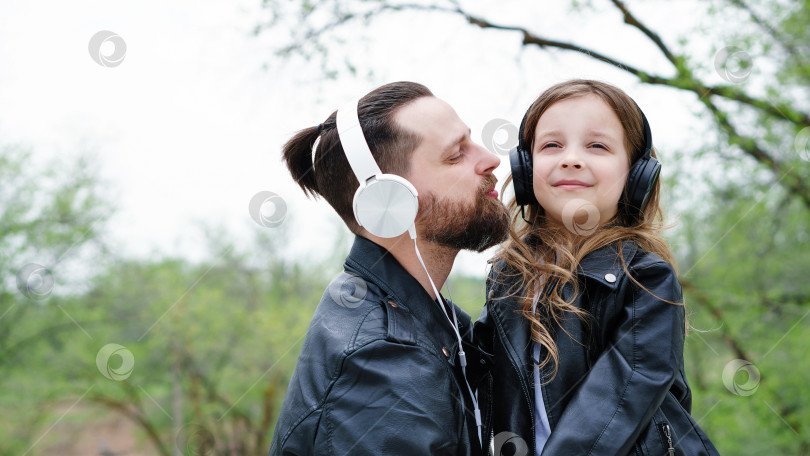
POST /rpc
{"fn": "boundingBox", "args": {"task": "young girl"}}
[476,80,720,455]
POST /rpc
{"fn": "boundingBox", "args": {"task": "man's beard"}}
[417,175,510,252]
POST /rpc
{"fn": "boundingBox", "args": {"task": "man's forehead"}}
[395,96,467,145]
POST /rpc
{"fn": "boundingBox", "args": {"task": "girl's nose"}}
[560,151,584,169]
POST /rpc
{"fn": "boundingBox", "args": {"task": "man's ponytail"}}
[278,81,432,234]
[282,125,323,198]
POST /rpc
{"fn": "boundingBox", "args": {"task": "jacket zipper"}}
[660,422,675,456]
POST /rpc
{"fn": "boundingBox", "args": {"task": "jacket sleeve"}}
[541,261,686,456]
[320,339,461,456]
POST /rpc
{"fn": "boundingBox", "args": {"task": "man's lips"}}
[482,175,499,198]
[553,179,592,189]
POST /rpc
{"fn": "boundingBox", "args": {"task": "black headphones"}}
[509,100,661,222]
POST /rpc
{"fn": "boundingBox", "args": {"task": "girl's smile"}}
[552,179,593,189]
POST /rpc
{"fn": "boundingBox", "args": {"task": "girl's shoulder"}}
[578,241,677,285]
[627,246,678,276]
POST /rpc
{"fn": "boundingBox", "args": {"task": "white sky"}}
[0,0,715,277]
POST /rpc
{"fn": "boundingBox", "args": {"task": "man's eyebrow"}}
[442,128,471,154]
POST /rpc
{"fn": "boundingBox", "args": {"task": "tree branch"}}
[610,0,679,66]
[727,0,808,68]
[85,394,171,456]
[681,280,753,362]
[457,5,810,128]
[699,96,810,209]
[179,349,253,426]
[1,319,110,366]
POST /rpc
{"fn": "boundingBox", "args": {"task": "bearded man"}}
[269,81,509,456]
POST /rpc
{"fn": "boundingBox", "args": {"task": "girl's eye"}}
[540,142,561,150]
[589,143,608,150]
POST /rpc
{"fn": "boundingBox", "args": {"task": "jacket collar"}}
[486,266,535,387]
[486,241,639,383]
[576,240,638,289]
[343,235,470,363]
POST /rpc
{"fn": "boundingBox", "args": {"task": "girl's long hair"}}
[492,80,678,380]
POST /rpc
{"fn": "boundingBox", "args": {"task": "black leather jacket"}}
[475,242,720,456]
[269,236,487,455]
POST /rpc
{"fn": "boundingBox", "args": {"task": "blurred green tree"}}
[0,143,110,454]
[5,225,329,456]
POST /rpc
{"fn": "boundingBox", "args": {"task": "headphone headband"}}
[516,103,531,153]
[336,98,419,239]
[337,99,382,185]
[637,107,653,160]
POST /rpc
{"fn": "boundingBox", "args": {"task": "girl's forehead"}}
[544,94,610,114]
[537,95,621,130]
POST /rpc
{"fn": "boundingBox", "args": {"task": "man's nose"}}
[473,143,501,174]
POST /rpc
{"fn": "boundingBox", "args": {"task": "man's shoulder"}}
[308,270,429,351]
[307,272,389,349]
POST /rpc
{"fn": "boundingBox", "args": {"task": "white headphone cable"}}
[408,227,483,447]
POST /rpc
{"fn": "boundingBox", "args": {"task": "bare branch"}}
[457,5,810,128]
[681,280,753,362]
[179,349,254,425]
[610,0,679,66]
[727,0,808,67]
[85,394,171,456]
[699,96,810,209]
[1,319,110,366]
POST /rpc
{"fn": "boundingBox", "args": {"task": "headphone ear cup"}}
[510,145,538,206]
[624,156,661,216]
[353,174,419,238]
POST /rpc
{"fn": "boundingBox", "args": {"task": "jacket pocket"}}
[635,395,721,456]
[660,393,721,456]
[657,422,676,456]
[634,409,678,456]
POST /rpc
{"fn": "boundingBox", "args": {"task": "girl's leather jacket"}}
[475,242,720,455]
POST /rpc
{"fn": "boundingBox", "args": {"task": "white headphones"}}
[336,99,419,239]
[336,97,483,446]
